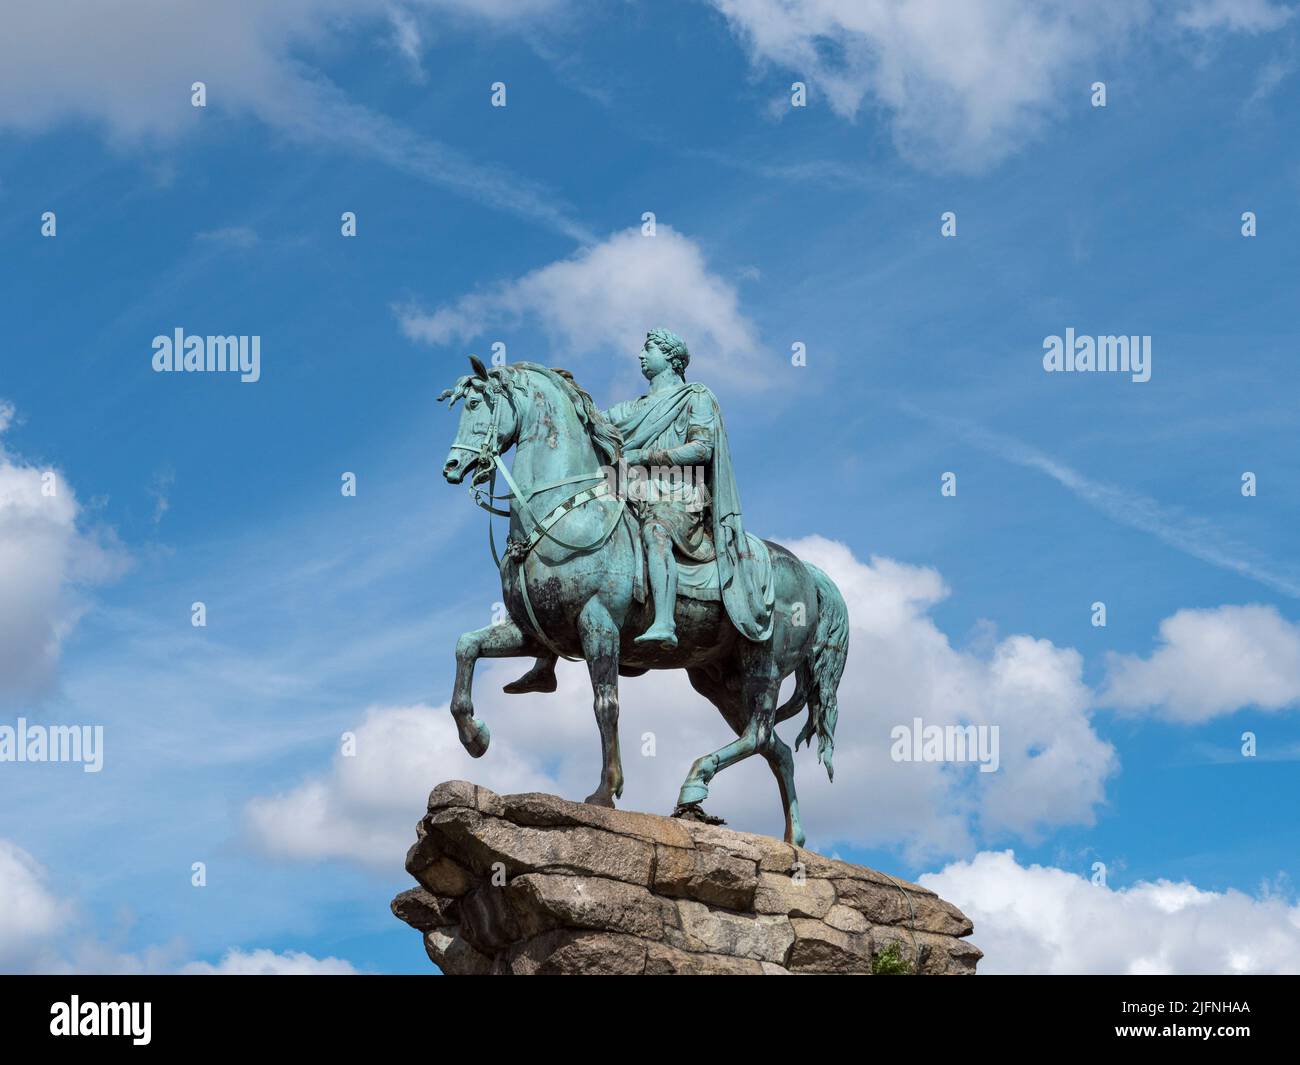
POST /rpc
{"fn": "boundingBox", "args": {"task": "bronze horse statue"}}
[438,357,848,846]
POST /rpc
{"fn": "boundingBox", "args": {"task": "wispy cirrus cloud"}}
[905,406,1300,599]
[0,0,590,241]
[1177,0,1295,32]
[195,225,260,249]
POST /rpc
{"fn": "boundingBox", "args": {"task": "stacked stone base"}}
[392,781,981,975]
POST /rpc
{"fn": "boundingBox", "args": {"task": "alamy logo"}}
[1042,328,1151,383]
[0,718,103,772]
[601,461,711,510]
[152,328,261,383]
[890,717,1000,773]
[50,997,151,1045]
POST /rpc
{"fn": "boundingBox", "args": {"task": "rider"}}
[504,328,773,693]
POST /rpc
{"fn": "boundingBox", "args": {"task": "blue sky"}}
[2,0,1300,975]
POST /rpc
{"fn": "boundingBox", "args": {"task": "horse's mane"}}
[438,362,623,463]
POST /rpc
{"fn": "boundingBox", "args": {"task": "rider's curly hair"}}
[646,328,689,379]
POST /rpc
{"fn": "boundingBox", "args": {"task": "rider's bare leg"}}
[634,520,678,650]
[503,654,558,694]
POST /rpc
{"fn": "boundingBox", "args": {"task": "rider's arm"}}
[645,392,714,467]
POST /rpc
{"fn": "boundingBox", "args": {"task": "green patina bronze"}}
[438,330,849,846]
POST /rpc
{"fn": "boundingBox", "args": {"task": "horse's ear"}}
[468,354,489,380]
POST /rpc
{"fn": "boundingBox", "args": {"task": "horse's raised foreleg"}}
[577,598,623,807]
[451,619,540,757]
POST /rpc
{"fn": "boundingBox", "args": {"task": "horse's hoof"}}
[676,782,709,806]
[502,669,557,695]
[457,717,491,758]
[583,791,616,808]
[672,802,726,826]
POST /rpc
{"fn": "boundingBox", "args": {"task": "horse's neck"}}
[509,375,603,511]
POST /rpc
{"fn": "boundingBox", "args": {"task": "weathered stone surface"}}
[424,925,491,975]
[428,804,654,885]
[787,917,874,974]
[833,877,974,937]
[536,934,648,975]
[668,899,795,963]
[652,843,757,910]
[501,791,695,848]
[823,902,871,935]
[391,887,456,931]
[393,781,981,975]
[645,941,766,975]
[427,778,478,812]
[407,852,475,898]
[507,873,676,940]
[753,870,835,918]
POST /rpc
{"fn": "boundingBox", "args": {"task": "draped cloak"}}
[608,382,774,642]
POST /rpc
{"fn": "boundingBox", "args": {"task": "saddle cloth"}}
[623,509,771,604]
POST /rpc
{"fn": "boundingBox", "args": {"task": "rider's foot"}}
[502,664,558,694]
[634,623,678,650]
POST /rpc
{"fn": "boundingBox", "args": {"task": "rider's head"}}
[644,328,690,380]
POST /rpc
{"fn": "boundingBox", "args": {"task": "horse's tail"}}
[791,562,849,782]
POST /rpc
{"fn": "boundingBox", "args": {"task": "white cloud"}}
[245,704,561,867]
[1178,0,1295,32]
[922,850,1300,973]
[397,226,763,382]
[710,0,1291,172]
[0,401,128,704]
[0,840,70,969]
[711,0,1146,171]
[1103,604,1300,722]
[787,536,1116,850]
[181,948,359,975]
[0,1,588,239]
[247,537,1116,867]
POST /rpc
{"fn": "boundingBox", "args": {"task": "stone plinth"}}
[392,781,981,975]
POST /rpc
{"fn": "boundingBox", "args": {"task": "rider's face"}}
[638,340,672,380]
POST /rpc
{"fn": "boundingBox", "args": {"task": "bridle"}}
[449,371,627,660]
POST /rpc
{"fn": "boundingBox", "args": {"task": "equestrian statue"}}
[437,329,848,846]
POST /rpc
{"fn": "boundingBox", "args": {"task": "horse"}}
[438,356,849,846]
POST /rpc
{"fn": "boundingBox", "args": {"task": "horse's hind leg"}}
[451,619,540,757]
[762,733,805,847]
[578,597,623,807]
[676,669,779,815]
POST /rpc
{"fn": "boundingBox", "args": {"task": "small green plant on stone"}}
[871,941,913,975]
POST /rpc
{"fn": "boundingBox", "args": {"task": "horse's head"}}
[438,355,520,485]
